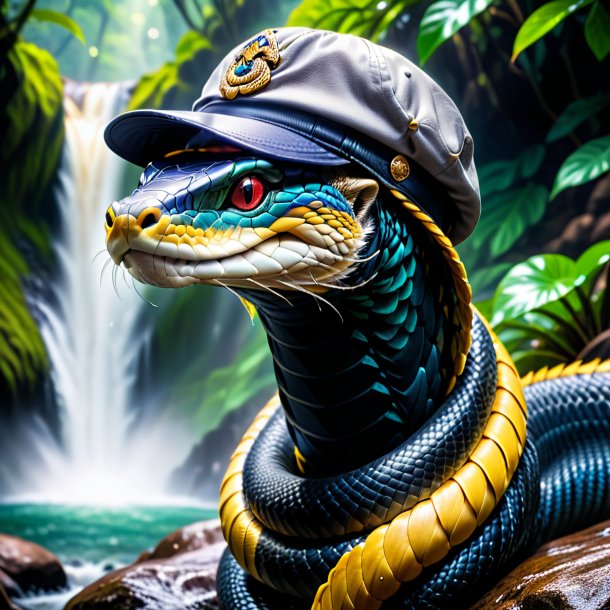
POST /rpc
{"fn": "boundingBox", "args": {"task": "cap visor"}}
[104,109,349,168]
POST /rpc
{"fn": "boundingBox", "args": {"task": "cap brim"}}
[104,109,349,168]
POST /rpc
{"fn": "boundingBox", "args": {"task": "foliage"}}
[288,0,413,40]
[29,8,86,45]
[550,135,610,199]
[0,224,48,394]
[546,94,610,143]
[128,28,211,110]
[585,1,610,60]
[490,241,610,374]
[511,0,593,61]
[417,0,494,64]
[0,10,65,393]
[2,41,64,209]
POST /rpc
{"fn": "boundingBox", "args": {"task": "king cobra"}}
[105,152,610,609]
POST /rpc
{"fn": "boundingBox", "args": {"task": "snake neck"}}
[238,197,455,474]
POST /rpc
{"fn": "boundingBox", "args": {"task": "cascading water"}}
[12,82,197,505]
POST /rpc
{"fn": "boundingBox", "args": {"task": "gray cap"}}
[105,27,480,243]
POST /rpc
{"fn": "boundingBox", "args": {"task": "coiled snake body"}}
[106,154,610,609]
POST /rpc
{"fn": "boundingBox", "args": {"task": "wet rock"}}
[137,519,223,563]
[65,519,224,610]
[470,520,610,610]
[0,584,17,610]
[0,569,22,599]
[0,534,67,594]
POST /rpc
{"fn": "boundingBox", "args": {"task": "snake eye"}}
[229,176,265,211]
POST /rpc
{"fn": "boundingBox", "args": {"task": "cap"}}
[104,27,480,243]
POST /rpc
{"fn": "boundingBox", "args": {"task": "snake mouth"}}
[122,235,357,290]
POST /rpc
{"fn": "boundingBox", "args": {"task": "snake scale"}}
[105,151,610,609]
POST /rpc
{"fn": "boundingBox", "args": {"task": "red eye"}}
[230,176,265,210]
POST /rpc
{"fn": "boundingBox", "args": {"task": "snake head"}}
[105,151,378,291]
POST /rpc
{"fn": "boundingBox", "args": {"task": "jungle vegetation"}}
[1,0,609,430]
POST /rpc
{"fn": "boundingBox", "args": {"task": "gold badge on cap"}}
[220,29,280,100]
[390,155,410,181]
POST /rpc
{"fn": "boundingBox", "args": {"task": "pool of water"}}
[0,503,217,609]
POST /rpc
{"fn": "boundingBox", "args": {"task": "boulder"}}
[0,583,16,610]
[470,520,610,609]
[65,519,224,610]
[136,519,223,563]
[0,534,67,593]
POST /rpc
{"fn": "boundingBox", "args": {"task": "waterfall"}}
[6,82,198,505]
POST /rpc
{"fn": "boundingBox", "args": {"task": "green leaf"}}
[468,262,514,297]
[550,134,610,199]
[129,61,182,110]
[512,0,594,61]
[575,240,610,275]
[547,93,610,142]
[478,145,545,197]
[175,30,211,63]
[472,183,548,257]
[288,0,415,41]
[2,42,64,210]
[417,0,494,64]
[491,183,548,256]
[491,253,577,325]
[585,1,610,60]
[30,8,86,45]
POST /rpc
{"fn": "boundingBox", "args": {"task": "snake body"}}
[105,154,610,609]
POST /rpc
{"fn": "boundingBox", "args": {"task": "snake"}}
[105,152,610,609]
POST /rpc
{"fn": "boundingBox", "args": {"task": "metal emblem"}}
[219,29,280,100]
[390,155,410,181]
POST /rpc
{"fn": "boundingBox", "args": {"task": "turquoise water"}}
[0,503,218,609]
[0,503,217,565]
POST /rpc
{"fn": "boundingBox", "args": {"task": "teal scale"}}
[237,197,452,474]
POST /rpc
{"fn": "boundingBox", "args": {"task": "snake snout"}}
[105,204,167,264]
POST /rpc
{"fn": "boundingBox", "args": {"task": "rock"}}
[137,519,223,563]
[0,570,21,600]
[470,520,610,610]
[66,519,224,610]
[0,534,67,593]
[0,582,17,610]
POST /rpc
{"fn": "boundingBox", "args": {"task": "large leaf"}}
[547,93,610,142]
[30,8,86,45]
[550,134,610,199]
[478,145,545,198]
[512,0,594,61]
[0,223,48,394]
[491,254,576,325]
[471,182,548,257]
[585,1,610,60]
[491,242,610,325]
[417,0,494,64]
[1,42,64,210]
[129,61,183,110]
[288,0,413,41]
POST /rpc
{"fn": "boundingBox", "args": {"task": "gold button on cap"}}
[390,155,410,182]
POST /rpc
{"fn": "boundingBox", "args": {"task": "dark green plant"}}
[0,1,82,394]
[488,241,610,374]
